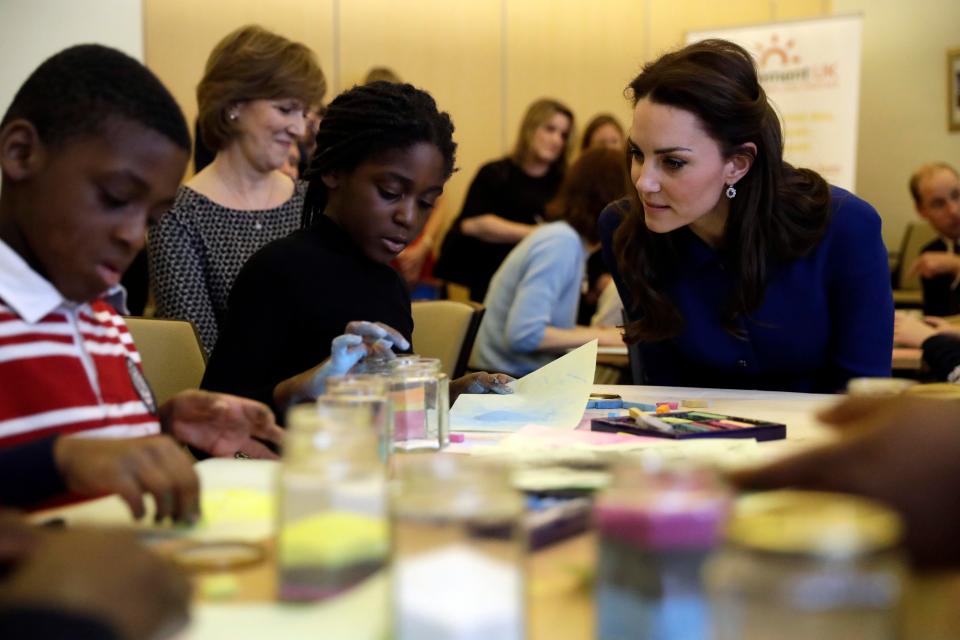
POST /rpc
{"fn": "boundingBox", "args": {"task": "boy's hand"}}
[54,435,200,523]
[160,390,283,460]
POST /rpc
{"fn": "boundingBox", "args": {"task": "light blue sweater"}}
[470,221,585,376]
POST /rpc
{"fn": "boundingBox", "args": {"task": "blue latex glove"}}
[304,322,411,398]
[344,320,410,353]
[329,334,370,374]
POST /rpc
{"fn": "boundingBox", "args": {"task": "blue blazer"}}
[599,187,894,393]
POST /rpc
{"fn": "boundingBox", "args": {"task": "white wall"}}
[834,0,960,253]
[0,0,143,117]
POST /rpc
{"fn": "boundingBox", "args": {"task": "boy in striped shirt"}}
[0,44,282,519]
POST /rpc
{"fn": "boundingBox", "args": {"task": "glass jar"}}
[846,377,917,397]
[276,402,388,603]
[389,360,449,451]
[352,353,420,376]
[392,455,526,640]
[325,374,393,463]
[594,463,731,640]
[705,490,907,640]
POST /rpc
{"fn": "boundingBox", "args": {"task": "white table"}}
[39,385,946,640]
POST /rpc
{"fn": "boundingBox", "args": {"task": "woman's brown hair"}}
[545,147,629,244]
[614,39,831,343]
[580,113,624,151]
[510,98,574,175]
[196,25,326,152]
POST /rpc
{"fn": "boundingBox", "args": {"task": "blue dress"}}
[599,187,894,393]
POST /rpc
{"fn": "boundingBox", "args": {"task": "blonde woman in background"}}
[436,98,574,301]
[149,25,325,354]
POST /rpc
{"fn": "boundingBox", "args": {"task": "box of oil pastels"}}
[590,410,786,441]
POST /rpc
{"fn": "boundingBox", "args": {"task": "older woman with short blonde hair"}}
[150,25,325,354]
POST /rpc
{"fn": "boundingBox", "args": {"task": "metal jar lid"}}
[902,383,960,400]
[726,490,902,558]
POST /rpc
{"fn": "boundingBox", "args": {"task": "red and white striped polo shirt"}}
[0,240,160,448]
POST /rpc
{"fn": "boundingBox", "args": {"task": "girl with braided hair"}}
[202,82,510,418]
[600,39,892,392]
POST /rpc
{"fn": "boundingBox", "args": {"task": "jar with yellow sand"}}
[277,401,388,603]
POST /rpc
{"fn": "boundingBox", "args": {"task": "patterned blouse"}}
[148,182,305,355]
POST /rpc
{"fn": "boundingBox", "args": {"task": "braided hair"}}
[301,81,456,227]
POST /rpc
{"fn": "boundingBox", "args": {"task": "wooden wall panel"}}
[143,0,334,171]
[647,0,778,60]
[503,0,646,156]
[647,0,827,60]
[338,0,503,235]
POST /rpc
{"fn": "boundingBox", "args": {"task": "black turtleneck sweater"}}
[202,215,412,417]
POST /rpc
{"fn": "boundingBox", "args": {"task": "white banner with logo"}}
[688,15,863,191]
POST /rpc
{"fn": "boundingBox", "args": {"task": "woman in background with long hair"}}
[435,98,574,302]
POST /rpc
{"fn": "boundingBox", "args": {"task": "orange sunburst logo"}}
[753,34,801,67]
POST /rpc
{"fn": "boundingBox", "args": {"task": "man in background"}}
[908,162,960,315]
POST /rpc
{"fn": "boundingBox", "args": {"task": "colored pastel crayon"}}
[686,412,727,420]
[637,414,673,433]
[672,422,712,433]
[704,421,736,430]
[715,419,754,428]
[587,398,624,409]
[622,401,657,412]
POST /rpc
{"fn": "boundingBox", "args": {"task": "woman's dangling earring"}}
[725,184,737,199]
